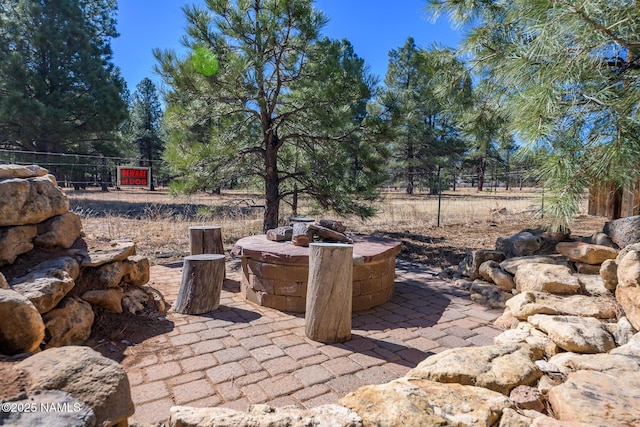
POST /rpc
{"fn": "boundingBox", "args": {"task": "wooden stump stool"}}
[175,254,225,314]
[305,243,353,343]
[189,226,224,255]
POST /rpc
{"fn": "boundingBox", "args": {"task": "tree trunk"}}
[189,226,224,255]
[175,254,225,314]
[305,243,353,343]
[477,156,486,192]
[264,138,280,232]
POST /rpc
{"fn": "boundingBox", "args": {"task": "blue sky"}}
[111,0,462,93]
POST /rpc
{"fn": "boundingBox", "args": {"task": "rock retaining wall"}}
[0,164,159,356]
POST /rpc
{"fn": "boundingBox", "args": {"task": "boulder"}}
[463,249,506,280]
[604,215,640,248]
[610,331,640,357]
[500,256,558,275]
[169,404,362,427]
[35,212,83,248]
[0,272,8,289]
[555,242,618,265]
[574,262,601,275]
[548,370,640,426]
[76,262,125,293]
[547,351,640,375]
[41,297,94,349]
[493,323,559,358]
[469,280,507,309]
[0,390,95,427]
[575,274,610,296]
[617,249,640,288]
[616,285,640,330]
[498,408,537,427]
[16,346,134,427]
[122,256,150,286]
[600,259,618,291]
[10,257,79,313]
[0,225,38,265]
[406,344,542,395]
[582,231,616,248]
[82,288,124,313]
[79,241,136,268]
[514,263,581,294]
[509,385,544,412]
[0,164,49,179]
[505,291,618,320]
[528,314,616,353]
[496,231,543,258]
[479,260,515,291]
[0,288,45,355]
[0,175,69,227]
[608,316,637,347]
[340,378,513,427]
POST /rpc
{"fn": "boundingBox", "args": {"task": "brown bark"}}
[175,254,225,314]
[305,243,353,343]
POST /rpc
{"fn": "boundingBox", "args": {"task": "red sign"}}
[117,166,150,189]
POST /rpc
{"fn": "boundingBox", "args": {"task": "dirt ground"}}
[0,188,608,401]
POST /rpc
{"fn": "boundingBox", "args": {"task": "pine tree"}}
[0,0,127,160]
[156,0,388,231]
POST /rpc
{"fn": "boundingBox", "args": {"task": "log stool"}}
[174,254,225,314]
[305,243,353,343]
[189,226,224,255]
[189,225,225,278]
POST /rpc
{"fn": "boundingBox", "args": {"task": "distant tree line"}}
[2,0,635,230]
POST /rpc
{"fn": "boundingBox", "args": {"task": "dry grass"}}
[67,186,604,269]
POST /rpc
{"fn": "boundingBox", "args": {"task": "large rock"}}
[41,297,94,349]
[16,346,134,427]
[505,291,618,320]
[0,175,69,227]
[514,263,581,294]
[617,249,640,288]
[600,259,618,291]
[82,288,124,313]
[479,260,515,291]
[10,257,79,313]
[547,351,640,375]
[500,256,558,275]
[0,225,37,265]
[122,255,150,286]
[548,370,640,426]
[169,404,362,427]
[555,242,618,265]
[611,331,640,357]
[616,285,640,331]
[528,314,616,353]
[76,262,125,294]
[576,274,610,296]
[0,288,45,355]
[469,280,507,309]
[493,322,559,358]
[496,231,543,258]
[0,390,96,427]
[604,215,640,248]
[463,250,506,280]
[35,212,83,248]
[0,164,49,179]
[406,344,542,395]
[341,377,513,427]
[79,241,136,268]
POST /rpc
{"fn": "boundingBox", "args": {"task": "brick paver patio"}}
[123,259,504,425]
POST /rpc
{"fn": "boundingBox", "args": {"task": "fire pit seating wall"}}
[232,235,401,313]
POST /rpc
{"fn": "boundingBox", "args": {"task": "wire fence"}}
[0,149,166,189]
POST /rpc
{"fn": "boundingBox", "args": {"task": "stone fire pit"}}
[232,235,401,313]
